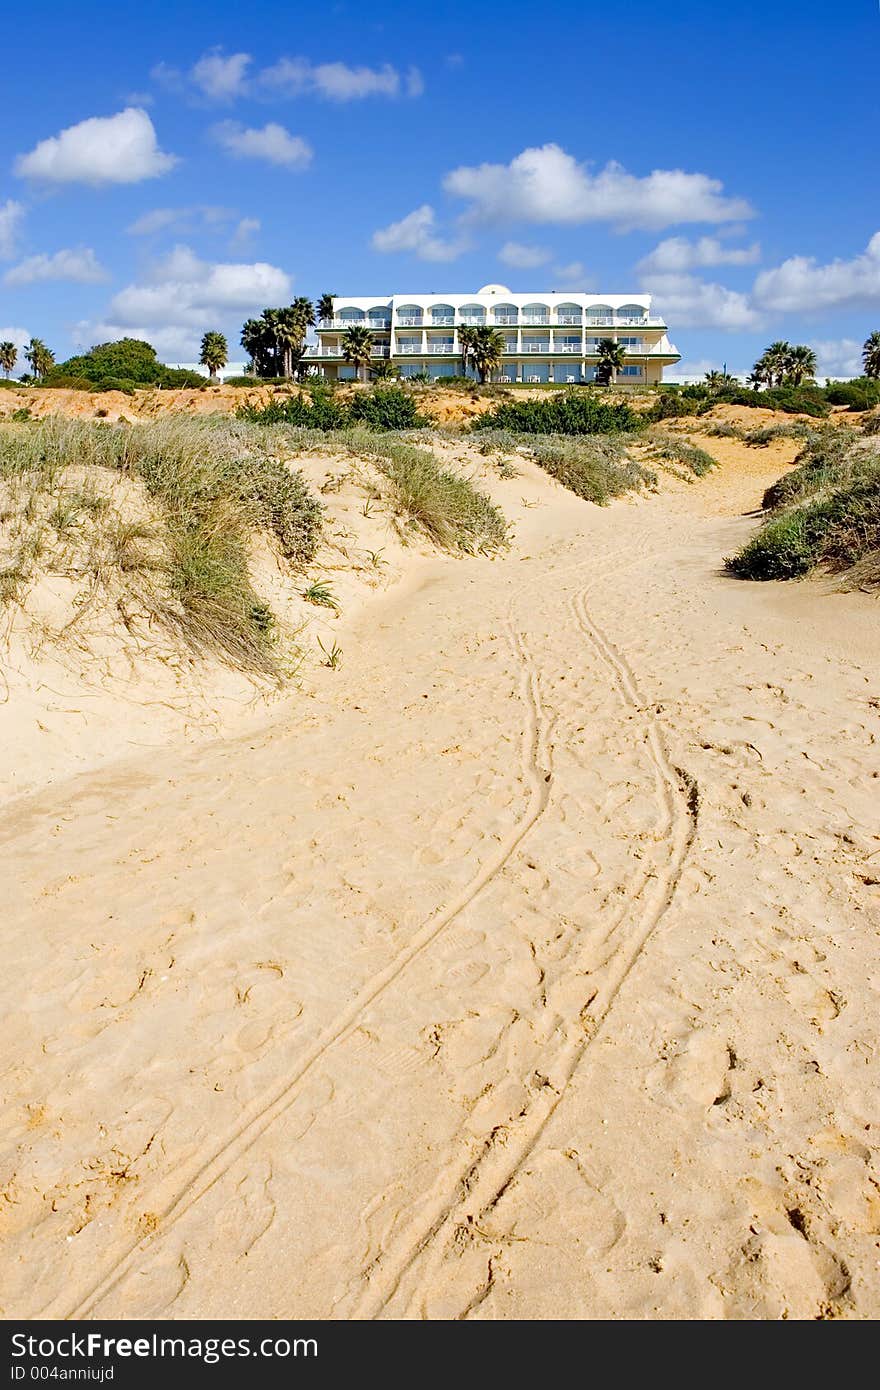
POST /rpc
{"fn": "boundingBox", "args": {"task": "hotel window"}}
[620,365,642,376]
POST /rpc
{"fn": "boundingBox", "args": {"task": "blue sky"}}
[1,0,878,377]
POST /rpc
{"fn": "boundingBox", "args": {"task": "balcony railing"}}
[397,316,424,327]
[319,318,392,330]
[429,316,455,327]
[521,316,551,326]
[494,315,519,325]
[304,344,390,358]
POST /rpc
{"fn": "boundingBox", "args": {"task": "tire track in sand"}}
[348,586,698,1319]
[55,623,554,1320]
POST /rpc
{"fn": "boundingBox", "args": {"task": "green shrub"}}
[238,382,427,431]
[645,392,704,421]
[473,389,641,436]
[824,378,880,411]
[348,386,428,429]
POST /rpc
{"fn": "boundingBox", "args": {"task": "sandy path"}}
[2,451,878,1320]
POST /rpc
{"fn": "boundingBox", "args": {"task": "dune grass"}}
[726,429,880,584]
[254,425,508,553]
[0,416,322,674]
[482,431,656,505]
[643,432,717,478]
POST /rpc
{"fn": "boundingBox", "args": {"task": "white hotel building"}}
[305,284,680,384]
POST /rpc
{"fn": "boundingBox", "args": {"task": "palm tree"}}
[595,337,626,386]
[0,342,17,378]
[761,340,794,387]
[316,293,336,327]
[370,359,400,381]
[199,330,228,382]
[785,344,817,385]
[241,315,278,377]
[24,338,54,380]
[274,299,314,378]
[458,324,479,379]
[341,325,373,383]
[863,331,880,380]
[470,326,506,384]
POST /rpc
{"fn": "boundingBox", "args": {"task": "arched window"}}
[522,302,551,325]
[459,302,486,324]
[492,303,519,325]
[367,304,391,327]
[396,303,424,326]
[338,306,365,322]
[430,303,456,325]
[617,302,648,324]
[585,303,614,325]
[555,302,582,326]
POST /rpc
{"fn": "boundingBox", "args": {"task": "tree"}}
[785,344,817,386]
[595,337,626,386]
[241,315,279,377]
[370,359,400,381]
[0,342,17,378]
[753,340,794,388]
[863,331,880,380]
[273,299,314,378]
[470,326,506,384]
[458,325,479,378]
[316,293,336,326]
[199,330,228,382]
[705,369,737,394]
[341,325,373,383]
[24,338,55,380]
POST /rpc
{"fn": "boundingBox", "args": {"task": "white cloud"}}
[753,232,880,312]
[78,245,292,359]
[810,338,865,379]
[0,199,25,259]
[15,108,177,186]
[259,57,409,101]
[127,205,234,236]
[642,271,761,330]
[444,144,754,231]
[0,325,32,359]
[4,247,109,286]
[371,204,467,262]
[552,261,593,289]
[191,50,251,101]
[498,240,551,269]
[638,235,761,273]
[212,122,313,170]
[231,217,260,249]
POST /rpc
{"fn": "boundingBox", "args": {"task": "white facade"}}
[308,284,680,384]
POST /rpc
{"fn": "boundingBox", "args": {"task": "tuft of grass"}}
[644,432,717,477]
[302,578,339,609]
[317,636,343,669]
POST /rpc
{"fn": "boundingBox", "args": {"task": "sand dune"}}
[1,439,878,1320]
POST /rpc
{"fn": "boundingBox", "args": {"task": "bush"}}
[645,392,704,421]
[348,386,428,429]
[824,378,880,411]
[473,388,641,436]
[238,382,428,431]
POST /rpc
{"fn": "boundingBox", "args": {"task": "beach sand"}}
[1,435,878,1320]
